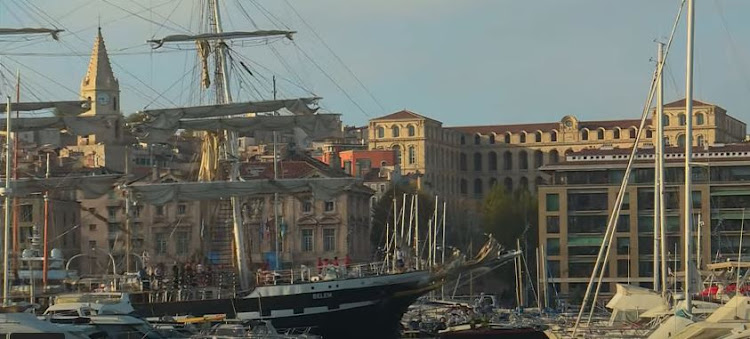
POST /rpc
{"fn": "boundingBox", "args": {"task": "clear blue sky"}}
[1,1,750,128]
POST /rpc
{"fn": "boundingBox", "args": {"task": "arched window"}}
[489,177,498,188]
[503,151,513,170]
[460,135,466,145]
[474,179,483,197]
[377,127,385,138]
[678,113,686,126]
[629,127,637,139]
[550,130,558,142]
[520,132,527,143]
[613,128,621,139]
[549,149,559,164]
[535,131,542,142]
[663,114,670,126]
[519,151,528,170]
[113,96,118,111]
[392,145,401,165]
[407,125,416,136]
[564,148,574,159]
[473,152,482,171]
[408,145,416,164]
[459,153,467,171]
[677,134,686,147]
[488,152,497,171]
[519,177,529,191]
[534,150,544,169]
[646,129,653,139]
[391,126,400,137]
[504,178,513,192]
[581,129,589,141]
[489,134,496,144]
[504,133,512,143]
[696,113,705,125]
[697,135,705,146]
[597,128,605,140]
[474,134,481,145]
[460,179,468,195]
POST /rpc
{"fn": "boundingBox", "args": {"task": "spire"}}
[81,27,118,90]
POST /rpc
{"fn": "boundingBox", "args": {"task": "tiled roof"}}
[371,110,435,122]
[240,161,318,179]
[663,98,715,108]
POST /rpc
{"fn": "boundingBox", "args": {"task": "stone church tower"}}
[62,28,125,170]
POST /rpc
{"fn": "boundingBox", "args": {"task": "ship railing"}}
[256,261,388,286]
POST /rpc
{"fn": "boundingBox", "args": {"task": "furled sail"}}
[0,116,119,135]
[127,178,357,205]
[4,174,121,198]
[137,98,320,121]
[0,100,90,116]
[0,28,63,40]
[148,30,296,48]
[132,113,341,144]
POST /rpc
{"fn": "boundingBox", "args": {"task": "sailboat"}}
[91,1,525,339]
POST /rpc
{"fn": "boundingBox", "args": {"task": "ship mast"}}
[683,0,695,314]
[208,0,251,290]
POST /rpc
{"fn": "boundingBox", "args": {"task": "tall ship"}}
[0,2,521,339]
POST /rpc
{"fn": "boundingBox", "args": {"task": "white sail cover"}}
[0,101,90,116]
[148,30,295,48]
[127,178,357,205]
[132,114,341,144]
[6,174,120,198]
[0,116,119,135]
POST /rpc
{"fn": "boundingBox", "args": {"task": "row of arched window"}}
[376,125,417,138]
[459,150,563,172]
[459,176,546,196]
[463,127,643,145]
[665,112,706,127]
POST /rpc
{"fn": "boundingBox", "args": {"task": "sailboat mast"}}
[657,41,668,298]
[3,96,12,305]
[272,76,280,269]
[653,42,664,293]
[683,0,695,313]
[210,0,251,290]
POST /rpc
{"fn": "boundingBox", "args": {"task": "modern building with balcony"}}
[538,143,750,300]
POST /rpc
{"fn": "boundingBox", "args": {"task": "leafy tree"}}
[480,185,539,304]
[370,184,436,259]
[481,185,538,250]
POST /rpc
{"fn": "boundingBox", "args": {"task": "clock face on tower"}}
[97,93,110,105]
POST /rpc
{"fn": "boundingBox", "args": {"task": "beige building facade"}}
[538,144,750,300]
[368,100,746,198]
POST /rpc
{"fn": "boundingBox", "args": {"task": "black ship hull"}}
[132,270,434,339]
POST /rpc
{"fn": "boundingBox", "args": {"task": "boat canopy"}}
[148,30,295,48]
[132,113,341,144]
[126,178,357,205]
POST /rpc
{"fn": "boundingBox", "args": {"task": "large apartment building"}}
[368,100,746,197]
[539,144,750,299]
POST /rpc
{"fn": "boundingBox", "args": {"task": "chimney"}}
[327,146,341,171]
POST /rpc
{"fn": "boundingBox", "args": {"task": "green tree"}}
[480,185,539,303]
[370,184,435,259]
